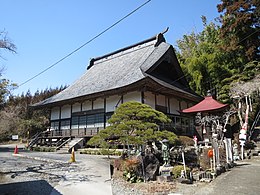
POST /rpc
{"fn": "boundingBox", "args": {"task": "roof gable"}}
[142,45,189,88]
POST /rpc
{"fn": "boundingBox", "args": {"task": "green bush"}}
[122,157,143,183]
[172,165,191,178]
[123,170,143,183]
[33,147,41,151]
[80,149,122,156]
[32,146,55,152]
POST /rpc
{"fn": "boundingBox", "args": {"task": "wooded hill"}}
[0,86,66,142]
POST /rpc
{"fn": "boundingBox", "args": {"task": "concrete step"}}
[68,138,84,148]
[56,138,84,153]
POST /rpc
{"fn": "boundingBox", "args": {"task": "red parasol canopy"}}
[182,95,228,113]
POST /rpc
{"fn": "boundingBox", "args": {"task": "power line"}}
[18,0,152,88]
[238,28,260,44]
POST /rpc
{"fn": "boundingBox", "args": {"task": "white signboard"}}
[12,135,19,140]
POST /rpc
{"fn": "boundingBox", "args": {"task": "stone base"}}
[159,165,173,176]
[177,178,192,184]
[156,175,173,182]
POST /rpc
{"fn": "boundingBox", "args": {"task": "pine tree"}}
[88,101,178,148]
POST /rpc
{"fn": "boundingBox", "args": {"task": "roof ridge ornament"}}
[161,27,169,35]
[154,27,168,47]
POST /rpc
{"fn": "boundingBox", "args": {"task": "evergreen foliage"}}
[177,0,259,104]
[217,0,260,61]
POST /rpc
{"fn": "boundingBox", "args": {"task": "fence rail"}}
[42,127,103,138]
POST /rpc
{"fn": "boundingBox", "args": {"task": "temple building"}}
[33,32,201,140]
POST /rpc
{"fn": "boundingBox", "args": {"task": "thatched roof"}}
[33,33,200,108]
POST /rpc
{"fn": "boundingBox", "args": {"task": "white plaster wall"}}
[82,100,92,111]
[72,103,81,112]
[144,91,155,109]
[51,107,60,120]
[123,91,141,103]
[61,105,71,119]
[169,98,180,115]
[106,95,122,112]
[156,94,166,106]
[93,98,104,109]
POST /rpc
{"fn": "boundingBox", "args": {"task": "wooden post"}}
[213,149,216,172]
[224,137,229,164]
[241,145,244,160]
[182,151,187,178]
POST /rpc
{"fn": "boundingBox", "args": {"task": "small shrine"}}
[182,92,229,142]
[182,92,234,174]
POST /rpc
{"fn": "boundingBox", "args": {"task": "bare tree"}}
[0,30,17,56]
[0,30,17,105]
[230,75,260,99]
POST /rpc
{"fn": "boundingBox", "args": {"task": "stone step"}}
[68,138,84,148]
[56,137,84,153]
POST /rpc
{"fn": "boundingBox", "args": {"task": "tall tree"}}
[177,17,234,98]
[176,1,260,131]
[217,0,260,62]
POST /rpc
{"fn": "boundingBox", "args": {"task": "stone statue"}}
[160,139,170,166]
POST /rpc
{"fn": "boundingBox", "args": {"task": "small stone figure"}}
[160,139,170,166]
[180,170,185,178]
[145,141,155,154]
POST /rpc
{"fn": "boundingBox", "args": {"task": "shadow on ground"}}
[0,180,61,195]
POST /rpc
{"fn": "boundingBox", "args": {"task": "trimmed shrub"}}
[177,136,194,147]
[79,148,122,156]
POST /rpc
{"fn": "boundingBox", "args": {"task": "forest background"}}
[0,0,259,141]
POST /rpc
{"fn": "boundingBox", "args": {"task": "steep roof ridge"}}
[93,40,157,66]
[87,29,168,70]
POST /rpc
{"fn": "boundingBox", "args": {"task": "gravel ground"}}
[0,144,112,195]
[2,144,260,195]
[112,157,260,195]
[111,178,145,195]
[111,176,205,195]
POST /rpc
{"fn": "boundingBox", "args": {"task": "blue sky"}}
[1,0,221,96]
